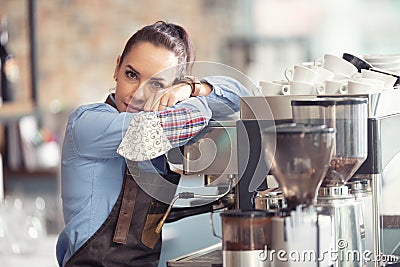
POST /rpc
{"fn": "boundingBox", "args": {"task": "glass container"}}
[220,210,271,251]
[262,123,335,209]
[292,98,368,187]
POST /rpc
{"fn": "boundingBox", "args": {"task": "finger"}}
[153,83,189,111]
[149,95,160,112]
[158,103,168,111]
[166,94,179,106]
[157,95,170,111]
[149,93,166,112]
[143,93,155,112]
[151,89,171,111]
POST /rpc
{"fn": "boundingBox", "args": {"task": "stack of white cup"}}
[314,54,392,95]
[284,64,326,95]
[258,54,397,96]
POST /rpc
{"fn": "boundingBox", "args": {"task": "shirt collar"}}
[105,94,118,110]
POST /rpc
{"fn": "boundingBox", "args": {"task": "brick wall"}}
[0,0,239,109]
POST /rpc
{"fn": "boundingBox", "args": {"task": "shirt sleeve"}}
[70,104,135,158]
[69,96,212,160]
[202,76,251,120]
[117,97,210,161]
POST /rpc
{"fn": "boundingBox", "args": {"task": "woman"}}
[56,21,248,267]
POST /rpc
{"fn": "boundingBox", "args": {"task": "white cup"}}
[314,54,358,77]
[355,77,384,90]
[323,80,348,95]
[284,64,319,83]
[289,81,325,95]
[348,78,384,94]
[259,81,290,96]
[310,66,334,82]
[301,61,315,68]
[333,73,353,81]
[273,79,289,85]
[361,69,397,89]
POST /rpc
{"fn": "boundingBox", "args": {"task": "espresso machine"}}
[232,96,368,267]
[166,96,338,267]
[166,87,400,267]
[235,92,400,267]
[167,121,337,267]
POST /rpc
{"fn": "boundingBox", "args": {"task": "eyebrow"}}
[149,77,167,82]
[126,64,167,83]
[126,64,140,77]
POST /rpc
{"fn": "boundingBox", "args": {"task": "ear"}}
[113,55,121,81]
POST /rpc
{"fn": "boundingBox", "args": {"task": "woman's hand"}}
[148,83,192,111]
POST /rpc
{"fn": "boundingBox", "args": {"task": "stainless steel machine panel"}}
[240,95,315,120]
[183,120,237,186]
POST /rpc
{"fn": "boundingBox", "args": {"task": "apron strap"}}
[113,171,138,244]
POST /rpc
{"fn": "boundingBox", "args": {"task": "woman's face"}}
[113,41,179,113]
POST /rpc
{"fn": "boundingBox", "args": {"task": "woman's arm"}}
[71,76,248,160]
[202,76,250,119]
[70,98,210,160]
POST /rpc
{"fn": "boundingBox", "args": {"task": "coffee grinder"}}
[291,98,369,267]
[265,123,336,267]
[220,123,336,267]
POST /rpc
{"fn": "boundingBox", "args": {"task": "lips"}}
[125,102,142,113]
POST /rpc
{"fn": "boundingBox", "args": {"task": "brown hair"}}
[119,21,195,76]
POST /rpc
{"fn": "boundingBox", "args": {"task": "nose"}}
[133,87,145,101]
[130,83,147,107]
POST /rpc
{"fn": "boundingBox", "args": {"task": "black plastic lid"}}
[220,210,272,218]
[292,97,367,107]
[263,123,335,134]
[291,99,336,107]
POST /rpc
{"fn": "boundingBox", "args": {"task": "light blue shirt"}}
[56,76,249,266]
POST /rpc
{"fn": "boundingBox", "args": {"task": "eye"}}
[149,81,165,90]
[125,70,138,80]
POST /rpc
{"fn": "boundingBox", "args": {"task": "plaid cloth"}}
[157,108,207,147]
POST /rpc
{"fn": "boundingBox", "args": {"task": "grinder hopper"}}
[292,98,368,187]
[262,123,335,209]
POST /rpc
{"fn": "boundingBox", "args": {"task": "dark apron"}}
[64,95,180,267]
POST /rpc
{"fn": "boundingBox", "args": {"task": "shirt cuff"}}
[117,112,172,161]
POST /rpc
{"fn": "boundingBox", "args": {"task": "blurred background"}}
[0,0,400,266]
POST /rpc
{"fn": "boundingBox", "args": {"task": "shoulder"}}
[73,102,118,114]
[68,103,118,122]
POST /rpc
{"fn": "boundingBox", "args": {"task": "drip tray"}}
[167,243,222,267]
